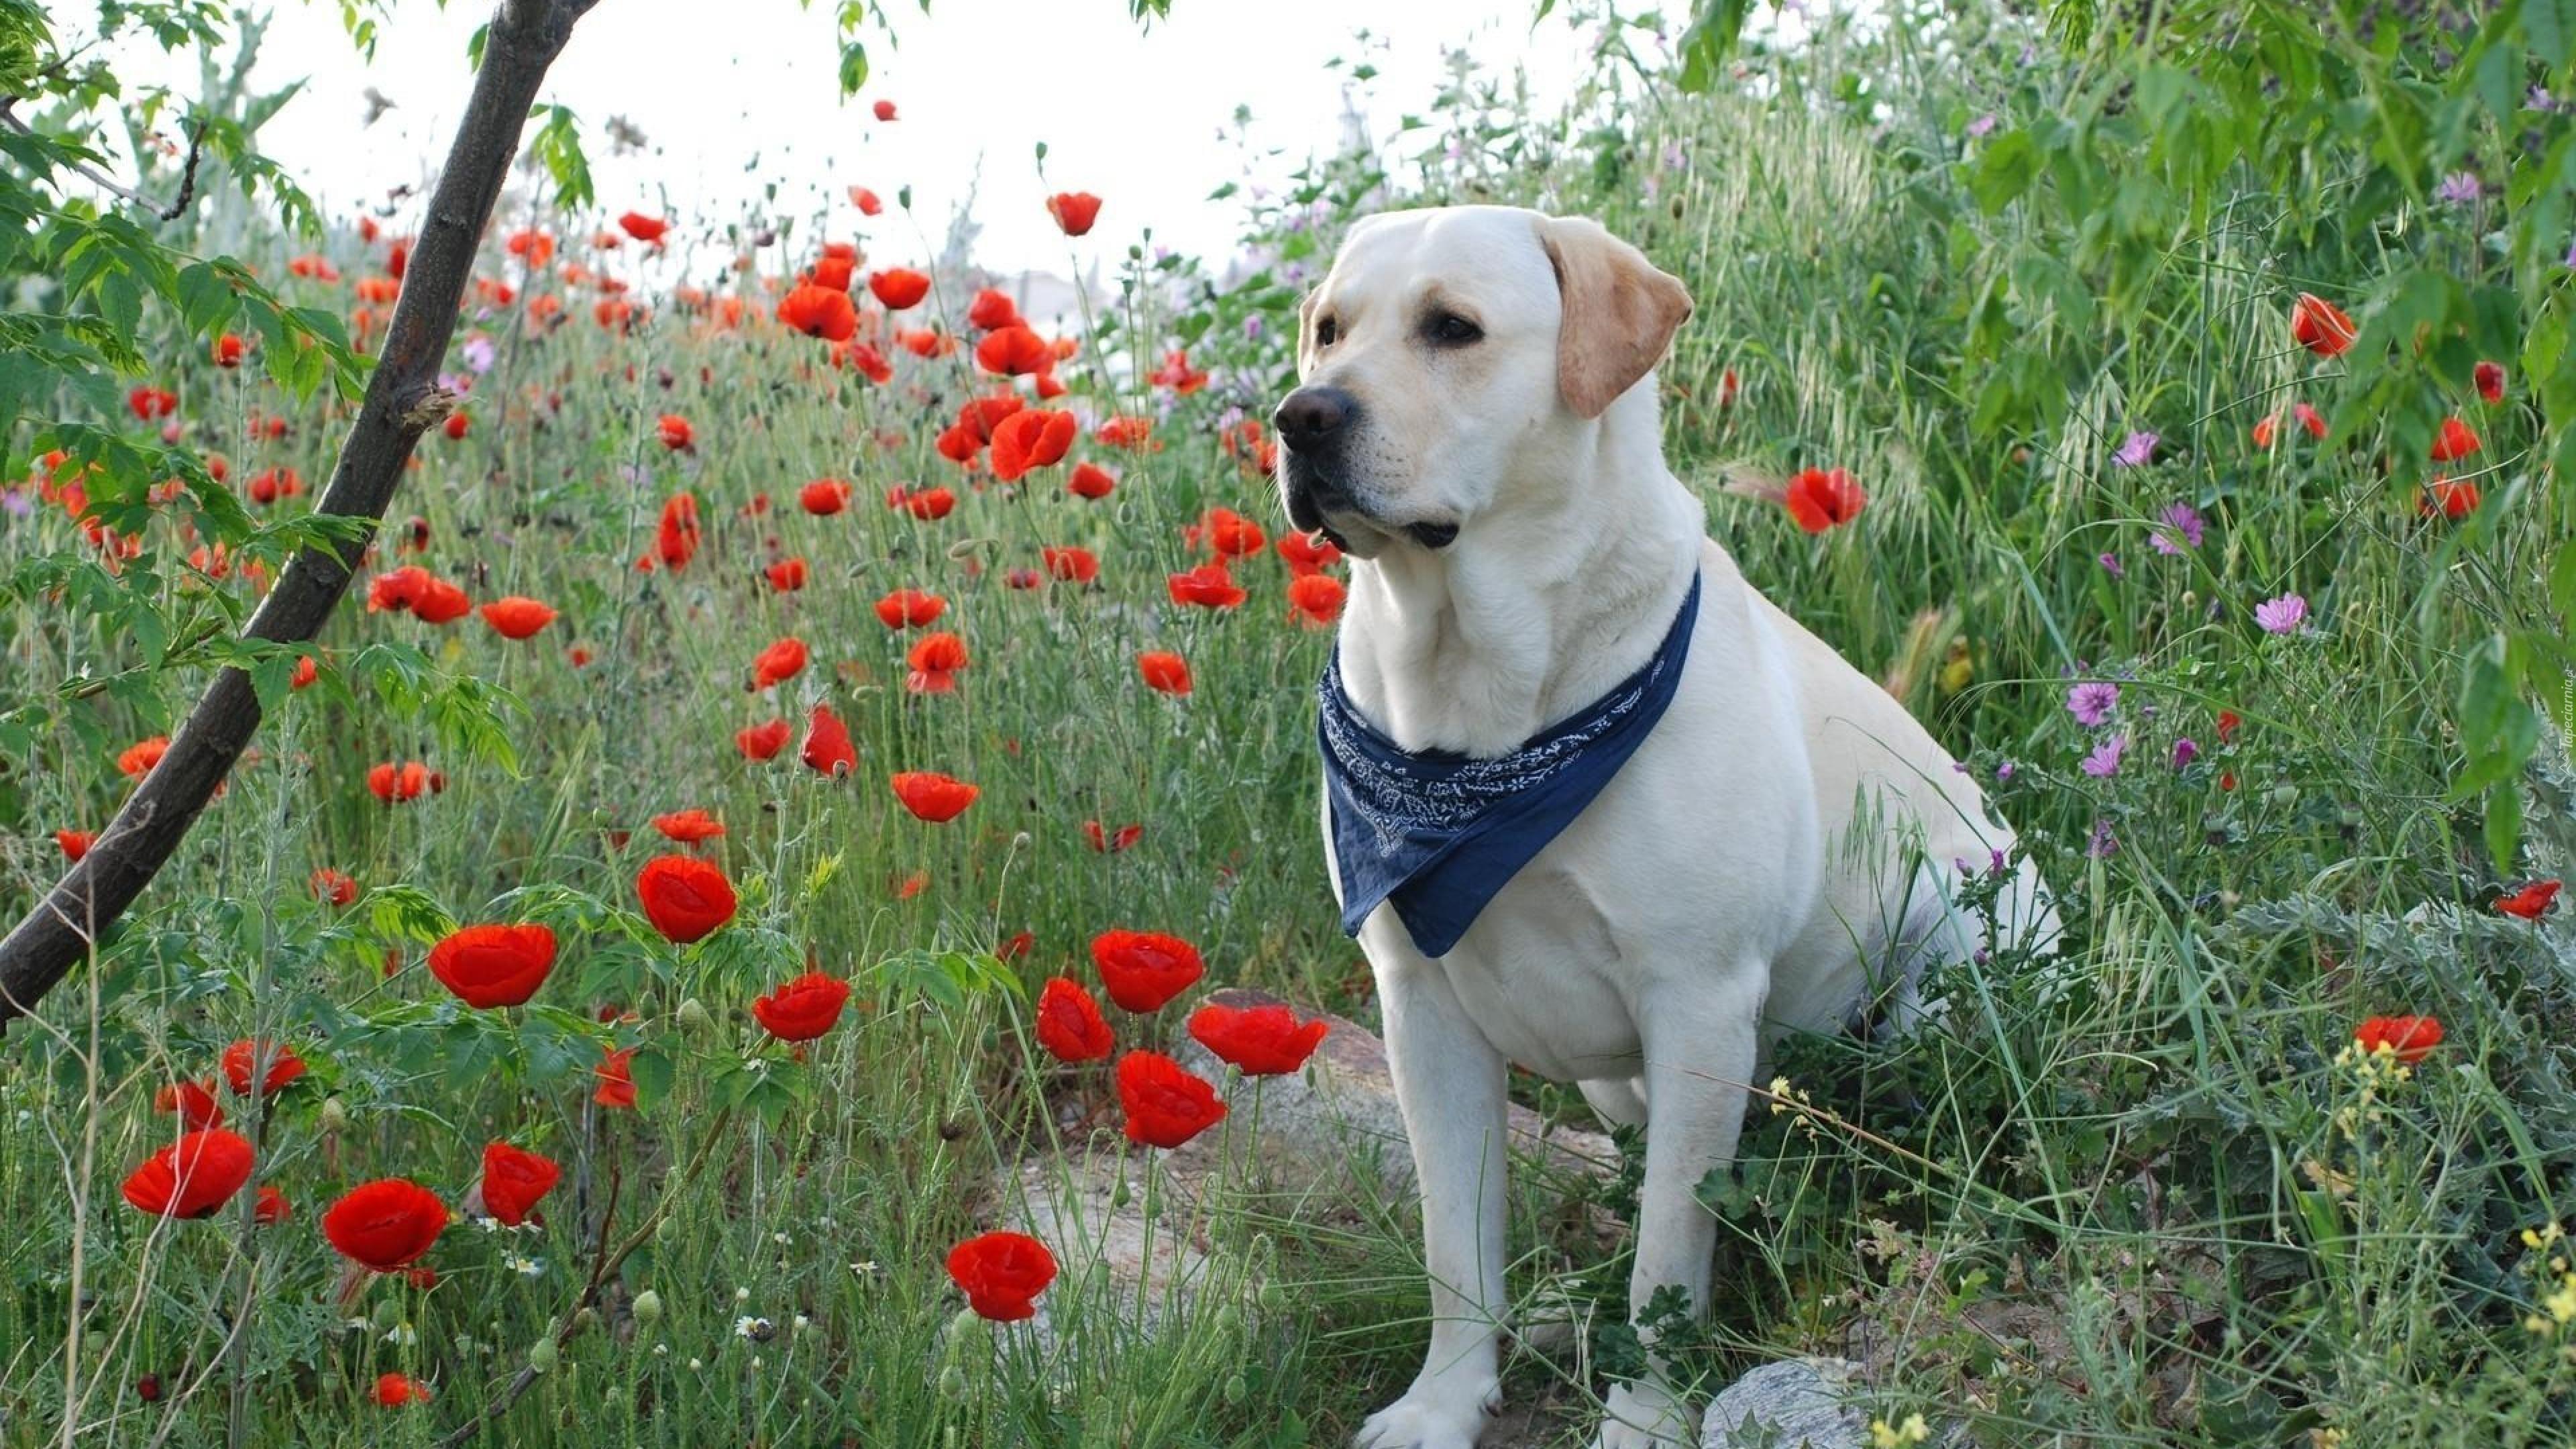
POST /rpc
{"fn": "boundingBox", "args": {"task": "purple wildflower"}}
[2149,501,2204,555]
[2254,593,2309,635]
[2172,737,2199,769]
[1996,761,2015,782]
[1966,113,1998,139]
[2066,681,2119,728]
[2435,171,2483,204]
[2098,551,2124,578]
[2080,733,2128,778]
[2087,818,2120,858]
[2113,431,2159,468]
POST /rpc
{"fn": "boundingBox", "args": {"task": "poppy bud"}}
[527,1338,557,1375]
[320,1096,349,1132]
[372,1299,405,1332]
[574,1307,599,1333]
[937,1365,967,1400]
[677,998,712,1034]
[2268,784,2299,809]
[1223,1373,1247,1405]
[632,1289,663,1327]
[1258,1281,1287,1312]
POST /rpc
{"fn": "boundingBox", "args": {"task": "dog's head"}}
[1273,207,1692,557]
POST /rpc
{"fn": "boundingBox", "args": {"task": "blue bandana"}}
[1318,573,1702,957]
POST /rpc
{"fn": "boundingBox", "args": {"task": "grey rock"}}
[1700,1358,1868,1449]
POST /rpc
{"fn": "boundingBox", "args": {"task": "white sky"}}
[83,0,1590,277]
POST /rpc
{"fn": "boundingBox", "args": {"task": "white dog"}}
[1272,207,2055,1448]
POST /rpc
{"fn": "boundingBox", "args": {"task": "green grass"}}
[6,3,2576,1446]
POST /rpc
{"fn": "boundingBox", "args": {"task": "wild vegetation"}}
[3,0,2573,1445]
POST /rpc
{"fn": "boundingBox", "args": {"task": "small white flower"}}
[653,1342,669,1357]
[687,1358,702,1372]
[383,1324,417,1347]
[734,1286,751,1303]
[502,1253,544,1278]
[792,1314,811,1333]
[771,1232,791,1246]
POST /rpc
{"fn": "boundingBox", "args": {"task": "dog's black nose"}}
[1273,387,1356,450]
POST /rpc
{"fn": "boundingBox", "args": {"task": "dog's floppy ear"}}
[1295,286,1322,377]
[1536,215,1693,419]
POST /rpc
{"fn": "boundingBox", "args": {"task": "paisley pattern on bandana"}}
[1318,574,1701,957]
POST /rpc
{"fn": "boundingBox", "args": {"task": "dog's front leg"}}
[1591,974,1764,1449]
[1356,949,1508,1449]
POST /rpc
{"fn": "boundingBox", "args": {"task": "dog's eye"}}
[1426,312,1482,346]
[1313,315,1338,349]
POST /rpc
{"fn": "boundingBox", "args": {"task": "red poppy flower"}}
[1288,574,1347,627]
[972,326,1051,379]
[594,1046,639,1108]
[1276,530,1342,576]
[738,717,793,761]
[220,1039,305,1096]
[753,637,810,690]
[56,828,95,862]
[428,923,558,1008]
[309,867,358,906]
[800,477,853,515]
[443,412,470,441]
[802,704,859,776]
[872,99,898,121]
[752,971,853,1041]
[636,854,739,945]
[906,631,969,694]
[322,1178,447,1271]
[1042,545,1099,584]
[1137,651,1191,696]
[1116,1050,1226,1148]
[127,386,179,420]
[1046,191,1103,237]
[779,284,858,341]
[869,268,931,310]
[156,1079,224,1130]
[211,332,247,368]
[875,588,947,629]
[1784,467,1866,533]
[1098,415,1157,449]
[904,486,957,521]
[2216,708,2243,745]
[374,1373,431,1407]
[367,761,433,804]
[946,1230,1057,1321]
[651,808,725,845]
[1035,977,1116,1062]
[1150,350,1209,394]
[2428,416,2481,463]
[2353,1014,2443,1064]
[478,1142,560,1226]
[291,655,319,690]
[413,576,473,624]
[121,1128,252,1223]
[2496,879,2563,920]
[1090,930,1205,1013]
[657,493,702,570]
[254,1184,290,1224]
[618,211,669,242]
[891,771,979,822]
[2289,293,2357,358]
[479,596,556,640]
[967,288,1022,331]
[849,185,883,215]
[657,414,694,451]
[119,735,170,777]
[368,566,428,613]
[1167,562,1246,610]
[808,245,858,291]
[1187,1002,1329,1076]
[1067,462,1117,500]
[767,557,810,592]
[990,409,1077,481]
[2417,478,2481,521]
[2475,360,2506,404]
[1083,820,1144,853]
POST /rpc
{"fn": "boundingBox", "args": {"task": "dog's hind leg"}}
[1578,1076,1647,1129]
[1587,961,1767,1449]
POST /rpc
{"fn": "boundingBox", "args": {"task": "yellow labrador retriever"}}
[1272,206,2054,1448]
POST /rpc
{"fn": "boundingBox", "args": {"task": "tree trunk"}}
[0,0,600,1030]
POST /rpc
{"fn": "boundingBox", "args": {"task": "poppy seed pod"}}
[632,1289,663,1327]
[527,1338,557,1375]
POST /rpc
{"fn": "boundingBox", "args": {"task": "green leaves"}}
[528,103,594,210]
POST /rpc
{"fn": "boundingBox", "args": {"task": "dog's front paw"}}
[1354,1373,1500,1449]
[1587,1381,1698,1448]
